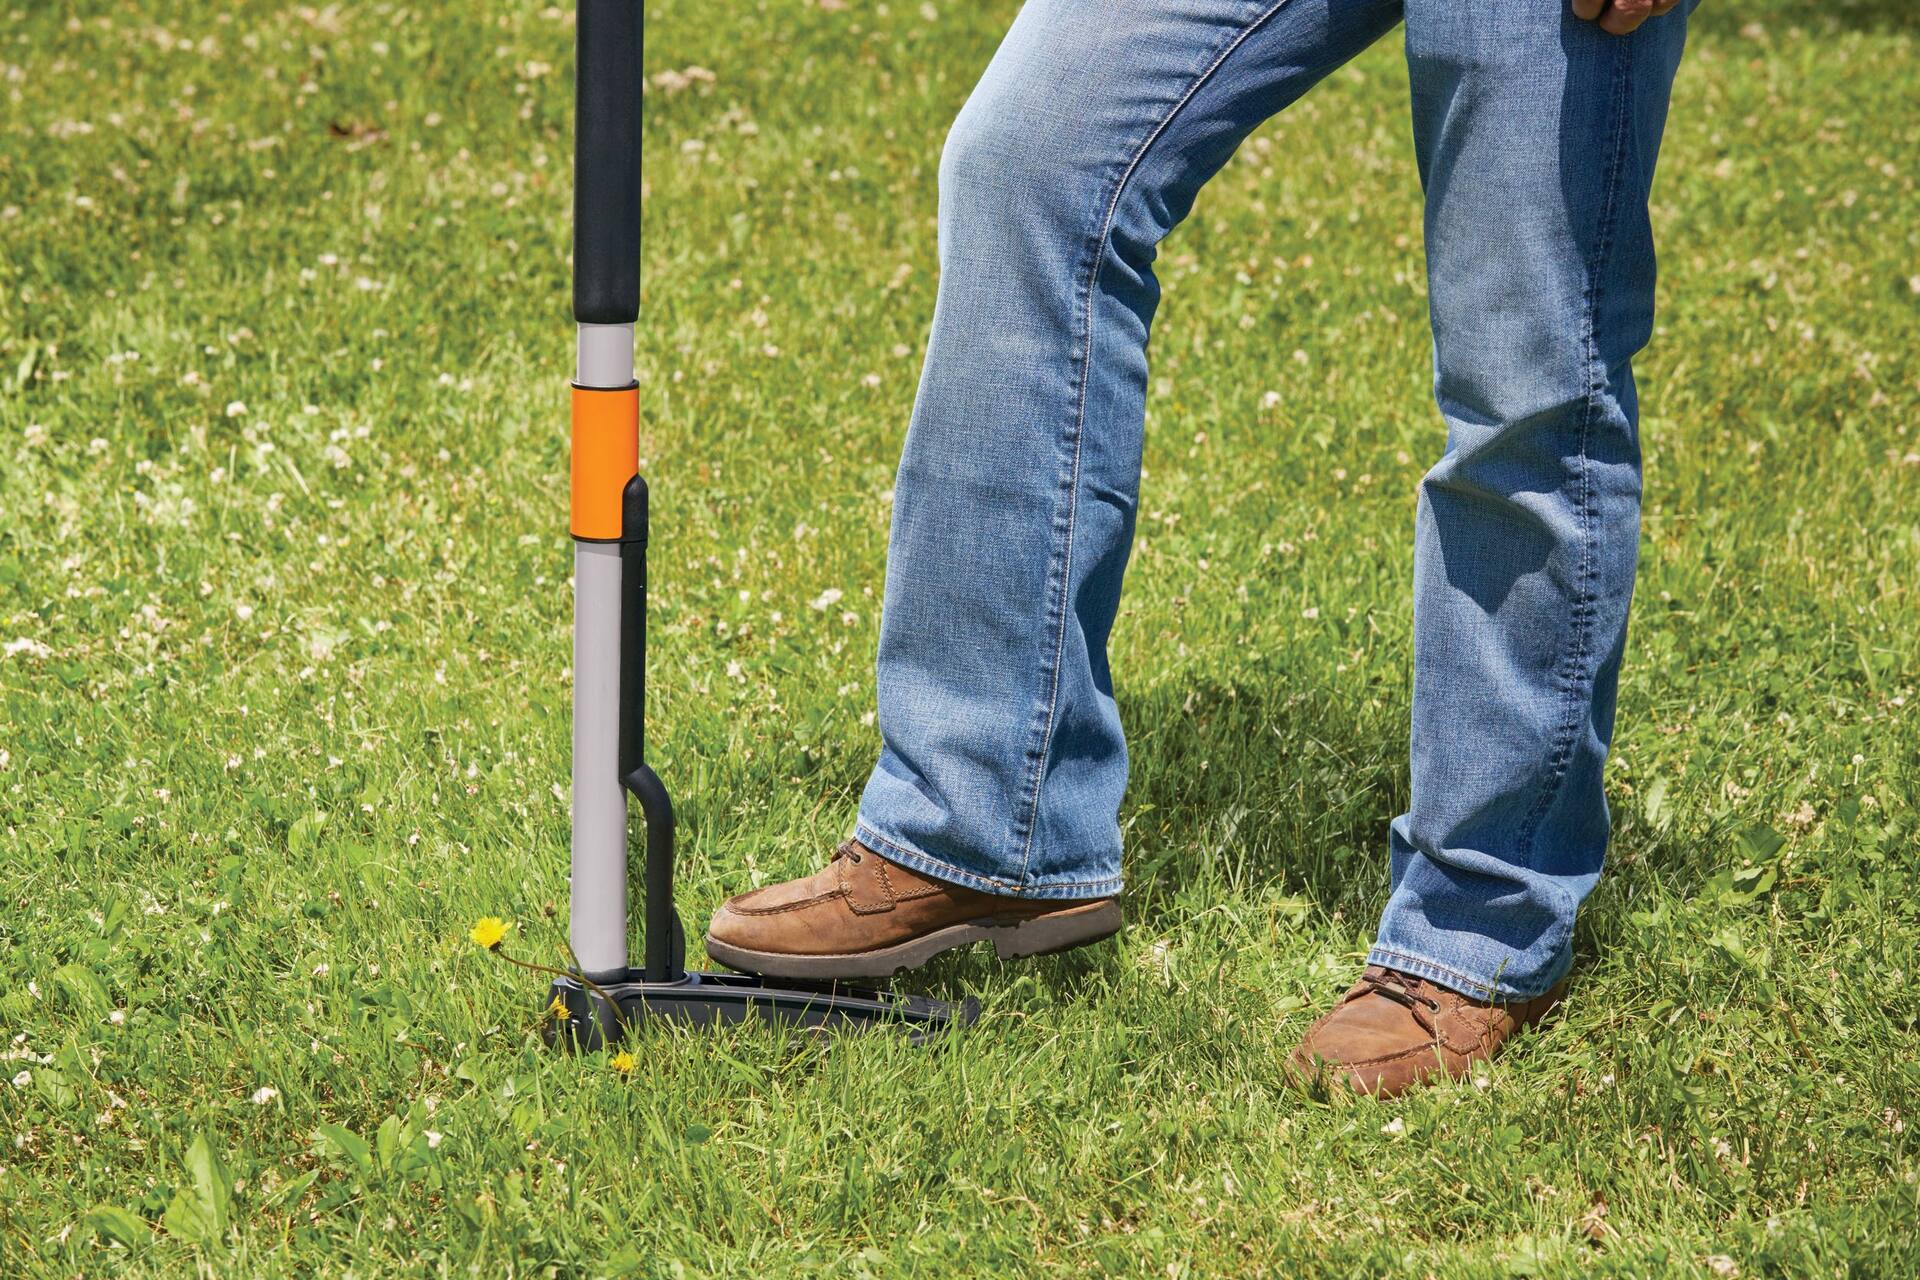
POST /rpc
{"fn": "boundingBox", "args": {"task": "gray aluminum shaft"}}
[569,321,637,982]
[577,322,635,389]
[571,541,627,980]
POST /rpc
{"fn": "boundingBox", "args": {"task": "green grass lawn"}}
[2,1,1917,1275]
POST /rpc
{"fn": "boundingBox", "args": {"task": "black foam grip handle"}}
[573,0,641,325]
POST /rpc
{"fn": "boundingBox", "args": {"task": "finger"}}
[1571,0,1606,19]
[1600,0,1652,33]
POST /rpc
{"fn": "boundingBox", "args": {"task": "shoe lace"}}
[1351,967,1440,1032]
[830,840,864,865]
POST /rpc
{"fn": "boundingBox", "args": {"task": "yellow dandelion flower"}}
[547,995,572,1022]
[468,916,511,951]
[609,1050,636,1074]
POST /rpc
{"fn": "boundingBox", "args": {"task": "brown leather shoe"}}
[1288,965,1566,1098]
[705,840,1122,980]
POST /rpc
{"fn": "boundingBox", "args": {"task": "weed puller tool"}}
[545,0,975,1049]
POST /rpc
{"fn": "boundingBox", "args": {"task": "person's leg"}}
[1294,0,1694,1099]
[1369,4,1691,1003]
[856,0,1403,899]
[709,0,1405,977]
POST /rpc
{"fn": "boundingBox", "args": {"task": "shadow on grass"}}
[1115,670,1718,956]
[784,660,1715,1004]
[1116,668,1406,926]
[848,664,1407,1002]
[770,661,1406,931]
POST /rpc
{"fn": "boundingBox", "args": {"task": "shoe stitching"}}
[1304,997,1510,1059]
[724,889,845,917]
[1338,1044,1463,1070]
[841,856,897,917]
[1307,1014,1523,1065]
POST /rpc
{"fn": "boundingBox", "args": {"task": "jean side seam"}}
[1012,0,1298,889]
[1513,34,1635,866]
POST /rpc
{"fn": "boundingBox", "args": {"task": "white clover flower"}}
[225,401,247,417]
[250,1086,278,1105]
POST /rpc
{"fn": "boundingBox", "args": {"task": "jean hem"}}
[853,819,1123,901]
[1365,944,1573,1003]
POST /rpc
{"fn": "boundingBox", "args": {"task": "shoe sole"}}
[704,899,1123,981]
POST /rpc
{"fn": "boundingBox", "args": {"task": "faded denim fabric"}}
[854,0,1694,998]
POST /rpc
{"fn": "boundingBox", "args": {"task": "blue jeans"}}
[855,0,1693,999]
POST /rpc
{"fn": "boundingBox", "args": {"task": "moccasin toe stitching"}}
[1287,966,1568,1097]
[725,889,843,917]
[704,840,1123,977]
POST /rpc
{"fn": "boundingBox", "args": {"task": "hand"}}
[1571,0,1685,35]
